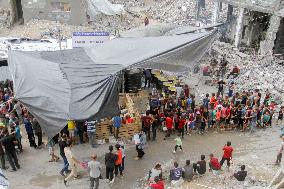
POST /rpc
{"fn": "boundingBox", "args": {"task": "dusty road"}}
[5,124,281,189]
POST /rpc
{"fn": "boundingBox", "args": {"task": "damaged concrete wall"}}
[21,0,86,25]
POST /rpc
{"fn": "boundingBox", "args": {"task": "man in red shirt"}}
[115,144,123,177]
[209,153,221,171]
[150,176,164,189]
[220,141,233,170]
[164,115,173,140]
[141,111,153,141]
[178,116,186,138]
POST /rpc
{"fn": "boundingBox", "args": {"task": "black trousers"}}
[136,145,145,158]
[114,164,123,176]
[220,157,231,167]
[276,153,282,164]
[106,167,114,181]
[174,145,183,151]
[0,153,5,169]
[143,127,151,140]
[152,128,157,140]
[27,133,37,148]
[178,128,184,138]
[165,129,172,138]
[193,163,205,175]
[114,128,119,139]
[6,150,20,170]
[35,132,43,146]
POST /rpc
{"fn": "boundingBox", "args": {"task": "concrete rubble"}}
[0,8,11,29]
[1,0,230,38]
[205,41,284,104]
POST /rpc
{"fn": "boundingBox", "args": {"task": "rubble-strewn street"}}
[1,0,284,189]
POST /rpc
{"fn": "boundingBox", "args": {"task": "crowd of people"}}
[0,80,44,173]
[141,76,283,140]
[0,64,282,189]
[147,141,247,188]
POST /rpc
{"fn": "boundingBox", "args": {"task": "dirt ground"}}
[4,122,281,189]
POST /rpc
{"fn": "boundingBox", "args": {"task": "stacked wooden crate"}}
[117,94,142,139]
[95,119,111,141]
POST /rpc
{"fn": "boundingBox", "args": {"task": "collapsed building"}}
[213,0,284,57]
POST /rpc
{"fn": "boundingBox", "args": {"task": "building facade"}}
[213,0,284,55]
[0,0,87,26]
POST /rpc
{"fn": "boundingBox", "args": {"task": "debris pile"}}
[0,8,11,29]
[146,0,228,26]
[208,41,284,104]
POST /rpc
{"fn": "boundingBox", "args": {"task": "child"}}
[173,134,183,154]
[47,136,60,162]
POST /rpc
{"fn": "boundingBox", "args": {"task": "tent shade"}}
[8,30,217,136]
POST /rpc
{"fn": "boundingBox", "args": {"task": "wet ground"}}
[5,124,281,189]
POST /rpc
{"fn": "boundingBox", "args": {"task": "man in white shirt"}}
[88,153,101,189]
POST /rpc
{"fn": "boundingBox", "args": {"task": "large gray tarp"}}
[8,30,217,136]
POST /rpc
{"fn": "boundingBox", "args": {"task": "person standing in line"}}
[118,139,126,172]
[86,121,97,148]
[31,117,43,147]
[11,124,22,152]
[112,116,122,140]
[1,130,20,171]
[152,115,159,141]
[59,134,69,177]
[23,114,37,149]
[141,111,153,141]
[105,145,117,183]
[220,141,234,171]
[164,114,173,140]
[0,139,8,170]
[114,144,123,177]
[13,100,22,123]
[67,120,76,144]
[64,142,82,186]
[88,153,102,189]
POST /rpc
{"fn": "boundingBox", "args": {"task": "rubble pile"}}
[0,8,11,29]
[146,0,228,26]
[1,0,232,38]
[0,19,93,39]
[209,41,284,104]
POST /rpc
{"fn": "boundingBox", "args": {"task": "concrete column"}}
[259,15,281,62]
[234,8,245,47]
[212,1,220,24]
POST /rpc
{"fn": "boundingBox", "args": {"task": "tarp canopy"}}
[8,30,217,136]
